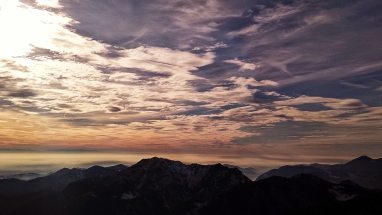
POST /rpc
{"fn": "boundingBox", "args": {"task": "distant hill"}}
[224,164,258,180]
[256,155,382,189]
[0,173,43,181]
[0,164,128,196]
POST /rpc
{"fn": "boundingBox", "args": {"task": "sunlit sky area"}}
[0,0,381,173]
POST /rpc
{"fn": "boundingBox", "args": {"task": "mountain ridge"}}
[256,155,382,189]
[0,164,128,196]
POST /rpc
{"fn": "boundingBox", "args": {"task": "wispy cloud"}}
[224,59,258,72]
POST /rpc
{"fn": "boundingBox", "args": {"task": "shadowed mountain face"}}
[61,157,251,215]
[256,156,382,189]
[200,174,377,215]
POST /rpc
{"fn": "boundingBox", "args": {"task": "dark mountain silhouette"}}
[256,165,330,181]
[105,164,127,171]
[257,155,382,189]
[200,174,380,215]
[284,192,382,215]
[0,157,381,215]
[0,164,128,196]
[224,164,258,180]
[0,173,43,181]
[0,157,250,215]
[0,178,25,196]
[60,157,251,215]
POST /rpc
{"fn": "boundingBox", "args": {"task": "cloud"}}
[7,89,37,98]
[192,42,229,52]
[340,82,368,89]
[0,59,29,72]
[222,0,382,87]
[224,58,258,71]
[228,76,279,87]
[0,1,75,58]
[35,0,62,8]
[113,46,215,77]
[274,96,367,109]
[0,1,218,118]
[56,104,72,109]
[108,106,122,113]
[23,46,66,61]
[231,119,346,145]
[227,2,303,37]
[55,0,249,49]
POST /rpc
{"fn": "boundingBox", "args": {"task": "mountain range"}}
[0,164,127,196]
[0,173,44,181]
[257,155,382,189]
[0,156,381,215]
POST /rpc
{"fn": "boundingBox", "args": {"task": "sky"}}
[0,0,381,173]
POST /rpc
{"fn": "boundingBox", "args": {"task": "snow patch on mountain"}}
[121,191,136,200]
[329,189,356,201]
[149,158,213,188]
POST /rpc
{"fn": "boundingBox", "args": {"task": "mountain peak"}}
[122,157,250,191]
[51,168,71,177]
[87,165,103,170]
[141,156,172,162]
[134,157,183,168]
[356,155,371,160]
[345,155,372,165]
[106,164,128,171]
